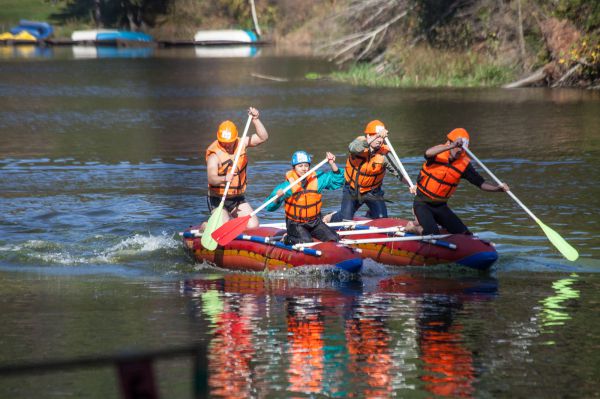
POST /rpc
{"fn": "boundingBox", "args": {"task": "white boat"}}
[71,30,119,41]
[193,29,258,44]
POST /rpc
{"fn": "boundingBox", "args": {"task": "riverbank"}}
[2,0,598,88]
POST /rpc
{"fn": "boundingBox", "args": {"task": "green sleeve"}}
[265,181,291,212]
[348,137,369,155]
[316,170,345,192]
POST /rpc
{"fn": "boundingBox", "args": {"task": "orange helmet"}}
[447,128,470,142]
[217,120,238,143]
[364,120,386,135]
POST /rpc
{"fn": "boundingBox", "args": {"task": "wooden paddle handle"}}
[252,158,328,216]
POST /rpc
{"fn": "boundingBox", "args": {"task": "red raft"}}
[337,218,498,270]
[182,226,363,273]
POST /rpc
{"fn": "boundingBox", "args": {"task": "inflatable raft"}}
[341,218,498,270]
[260,218,498,270]
[182,226,362,273]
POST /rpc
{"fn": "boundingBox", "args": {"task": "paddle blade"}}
[211,215,251,247]
[201,204,224,251]
[536,219,579,261]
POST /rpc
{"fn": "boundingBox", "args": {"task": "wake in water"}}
[0,232,191,275]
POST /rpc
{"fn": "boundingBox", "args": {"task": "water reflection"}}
[0,45,53,59]
[72,45,154,59]
[539,273,580,331]
[194,46,259,58]
[183,272,497,397]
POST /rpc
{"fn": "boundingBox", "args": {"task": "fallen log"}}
[503,67,546,88]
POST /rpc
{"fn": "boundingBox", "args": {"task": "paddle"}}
[212,158,329,247]
[294,233,451,248]
[201,115,253,250]
[464,147,579,261]
[340,234,450,245]
[384,137,415,188]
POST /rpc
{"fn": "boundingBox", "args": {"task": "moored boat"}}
[71,30,153,44]
[182,226,362,273]
[193,29,258,44]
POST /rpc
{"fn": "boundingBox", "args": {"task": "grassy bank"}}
[0,0,57,28]
[329,48,516,88]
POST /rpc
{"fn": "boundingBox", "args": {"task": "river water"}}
[0,46,599,398]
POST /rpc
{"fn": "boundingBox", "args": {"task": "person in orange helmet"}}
[206,107,268,229]
[413,128,509,235]
[329,119,414,223]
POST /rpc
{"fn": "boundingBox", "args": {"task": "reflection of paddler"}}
[418,298,475,398]
[287,300,325,394]
[346,316,393,397]
[209,298,255,398]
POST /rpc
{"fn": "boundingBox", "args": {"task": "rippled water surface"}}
[0,47,599,398]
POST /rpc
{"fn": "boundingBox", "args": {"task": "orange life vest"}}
[284,170,322,223]
[417,150,470,201]
[344,137,389,193]
[206,140,247,196]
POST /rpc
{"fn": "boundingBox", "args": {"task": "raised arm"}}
[246,107,269,147]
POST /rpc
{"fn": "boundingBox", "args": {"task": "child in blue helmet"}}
[265,151,344,245]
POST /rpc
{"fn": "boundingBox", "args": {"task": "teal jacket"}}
[265,169,344,212]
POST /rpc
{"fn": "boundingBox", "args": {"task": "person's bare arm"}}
[480,181,510,192]
[246,107,269,147]
[207,154,229,186]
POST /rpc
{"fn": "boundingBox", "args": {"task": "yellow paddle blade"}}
[201,204,223,251]
[536,218,579,261]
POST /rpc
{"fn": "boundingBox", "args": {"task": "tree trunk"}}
[517,0,526,66]
[94,0,102,27]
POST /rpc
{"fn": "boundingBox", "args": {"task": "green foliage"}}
[550,0,600,31]
[216,0,276,31]
[49,0,171,29]
[329,51,515,88]
[0,0,57,27]
[414,0,474,46]
[305,72,322,80]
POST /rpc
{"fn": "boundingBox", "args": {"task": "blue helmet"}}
[291,151,312,166]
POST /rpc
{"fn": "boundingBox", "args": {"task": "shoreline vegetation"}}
[1,0,599,89]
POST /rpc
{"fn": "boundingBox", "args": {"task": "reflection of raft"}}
[340,218,498,270]
[182,226,362,273]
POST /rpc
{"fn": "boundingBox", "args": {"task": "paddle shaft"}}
[260,220,371,228]
[464,148,537,221]
[340,234,449,245]
[251,158,329,216]
[385,137,414,188]
[219,114,253,203]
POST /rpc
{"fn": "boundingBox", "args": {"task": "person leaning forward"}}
[413,128,509,235]
[205,107,268,229]
[329,119,414,223]
[265,151,344,245]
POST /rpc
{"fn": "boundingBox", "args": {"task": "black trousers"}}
[413,200,470,235]
[284,217,340,245]
[207,195,246,213]
[330,184,388,222]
